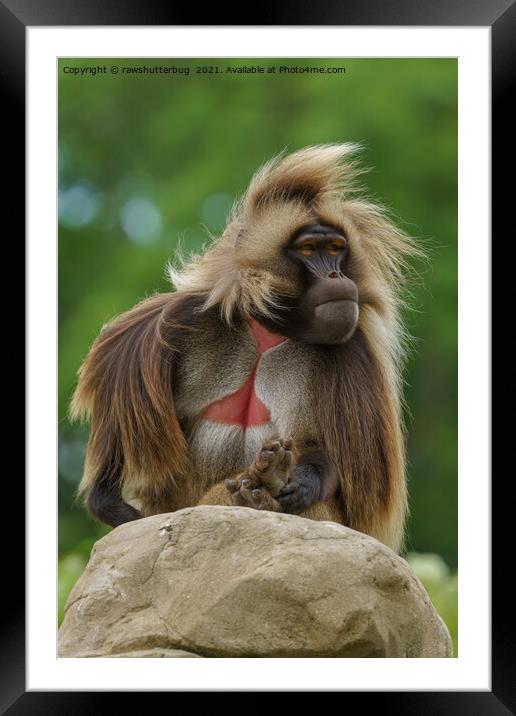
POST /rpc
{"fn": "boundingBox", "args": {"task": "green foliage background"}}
[58,58,457,651]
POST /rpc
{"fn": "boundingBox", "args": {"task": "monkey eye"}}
[296,243,316,256]
[326,240,347,255]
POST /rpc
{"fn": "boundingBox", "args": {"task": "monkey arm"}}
[70,292,197,528]
[277,452,339,515]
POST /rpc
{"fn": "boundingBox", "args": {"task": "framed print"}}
[8,0,508,710]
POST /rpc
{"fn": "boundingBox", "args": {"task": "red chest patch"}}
[202,317,287,429]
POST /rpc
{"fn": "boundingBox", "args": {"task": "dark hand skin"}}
[277,453,339,515]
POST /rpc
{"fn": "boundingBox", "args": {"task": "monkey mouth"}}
[308,299,359,344]
[316,298,358,308]
[314,298,359,319]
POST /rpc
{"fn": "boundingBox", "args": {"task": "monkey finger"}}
[237,485,256,505]
[224,478,240,494]
[255,450,275,470]
[277,450,294,471]
[252,489,269,507]
[277,492,304,514]
[241,486,269,510]
[263,439,281,453]
[278,481,299,495]
[230,492,248,507]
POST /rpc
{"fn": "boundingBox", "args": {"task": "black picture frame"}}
[8,0,507,711]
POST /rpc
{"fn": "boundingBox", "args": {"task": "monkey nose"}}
[328,271,338,279]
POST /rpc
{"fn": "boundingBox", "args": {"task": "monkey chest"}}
[201,318,289,430]
[174,319,316,465]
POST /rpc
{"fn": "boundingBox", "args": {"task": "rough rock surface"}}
[58,506,452,658]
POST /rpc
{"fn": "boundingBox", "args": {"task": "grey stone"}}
[58,506,452,658]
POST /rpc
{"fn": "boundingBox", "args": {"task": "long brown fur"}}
[71,144,423,552]
[70,294,198,511]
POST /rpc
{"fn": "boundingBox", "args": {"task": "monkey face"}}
[256,223,360,346]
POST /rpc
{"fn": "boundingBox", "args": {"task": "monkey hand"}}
[224,438,296,512]
[277,464,324,515]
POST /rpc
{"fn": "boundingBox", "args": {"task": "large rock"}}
[58,506,452,658]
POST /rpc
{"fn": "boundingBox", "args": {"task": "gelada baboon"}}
[71,144,423,553]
